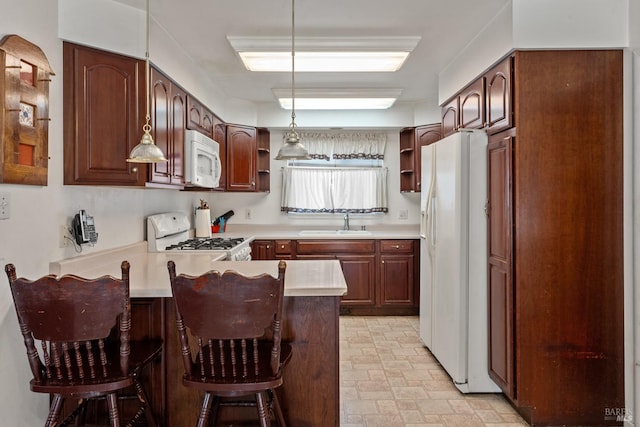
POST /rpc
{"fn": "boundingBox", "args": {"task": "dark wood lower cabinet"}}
[254,238,420,315]
[128,295,340,427]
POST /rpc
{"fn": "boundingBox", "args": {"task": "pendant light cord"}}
[144,0,151,132]
[290,0,296,129]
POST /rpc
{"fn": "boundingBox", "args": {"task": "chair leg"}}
[209,395,221,426]
[106,392,121,427]
[256,391,271,427]
[133,372,158,427]
[197,391,214,427]
[45,394,64,427]
[270,389,286,427]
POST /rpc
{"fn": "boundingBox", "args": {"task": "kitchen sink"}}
[298,229,372,236]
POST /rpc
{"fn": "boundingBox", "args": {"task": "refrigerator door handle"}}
[429,192,436,249]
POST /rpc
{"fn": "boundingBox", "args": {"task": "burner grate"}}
[165,237,245,251]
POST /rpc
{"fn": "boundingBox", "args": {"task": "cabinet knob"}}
[131,167,138,173]
[393,245,400,249]
[382,260,385,264]
[281,245,285,249]
[266,245,271,249]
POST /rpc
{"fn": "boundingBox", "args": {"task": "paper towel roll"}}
[195,209,211,238]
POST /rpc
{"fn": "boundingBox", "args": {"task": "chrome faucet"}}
[343,212,350,230]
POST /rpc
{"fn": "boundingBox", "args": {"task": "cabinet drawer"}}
[275,240,293,255]
[296,239,375,254]
[379,240,414,253]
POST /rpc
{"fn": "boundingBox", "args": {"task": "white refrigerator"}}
[419,129,499,393]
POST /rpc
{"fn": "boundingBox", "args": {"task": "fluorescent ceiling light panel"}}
[278,98,397,110]
[240,52,409,72]
[228,36,420,72]
[272,88,402,110]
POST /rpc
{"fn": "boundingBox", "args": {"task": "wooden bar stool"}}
[4,261,162,427]
[167,260,291,427]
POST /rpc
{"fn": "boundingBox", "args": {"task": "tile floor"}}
[339,316,528,427]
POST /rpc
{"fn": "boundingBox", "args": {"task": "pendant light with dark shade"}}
[275,0,311,160]
[127,0,167,163]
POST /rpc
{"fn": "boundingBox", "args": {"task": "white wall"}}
[512,0,629,49]
[438,0,630,104]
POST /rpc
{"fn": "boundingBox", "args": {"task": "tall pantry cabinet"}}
[484,50,623,426]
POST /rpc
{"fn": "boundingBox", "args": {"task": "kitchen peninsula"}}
[50,242,347,426]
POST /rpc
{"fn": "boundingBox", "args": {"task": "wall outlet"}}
[399,209,409,220]
[245,208,252,220]
[0,192,10,219]
[60,225,70,248]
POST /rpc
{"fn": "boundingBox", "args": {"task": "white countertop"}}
[49,242,347,298]
[220,224,421,240]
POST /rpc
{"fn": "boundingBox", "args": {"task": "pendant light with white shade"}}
[275,0,311,160]
[127,0,167,163]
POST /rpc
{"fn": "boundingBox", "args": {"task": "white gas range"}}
[147,212,253,261]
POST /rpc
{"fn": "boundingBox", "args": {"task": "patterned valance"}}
[283,131,387,160]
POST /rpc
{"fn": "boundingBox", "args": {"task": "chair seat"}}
[31,339,162,397]
[183,342,292,395]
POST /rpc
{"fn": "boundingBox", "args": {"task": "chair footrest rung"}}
[219,399,258,408]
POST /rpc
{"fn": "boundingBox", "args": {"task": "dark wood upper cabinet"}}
[213,115,226,191]
[459,77,485,129]
[484,57,512,134]
[148,66,185,188]
[225,124,256,191]
[441,97,459,138]
[63,42,147,186]
[414,124,441,192]
[441,78,485,138]
[186,95,214,137]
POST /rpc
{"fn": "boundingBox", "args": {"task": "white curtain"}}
[281,166,388,213]
[291,131,387,160]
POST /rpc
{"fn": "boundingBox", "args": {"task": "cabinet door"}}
[484,57,513,134]
[251,240,275,260]
[170,85,186,185]
[379,255,414,306]
[186,95,214,137]
[459,78,485,129]
[487,129,514,397]
[149,68,171,185]
[149,67,185,187]
[337,255,376,306]
[379,240,416,307]
[213,115,226,190]
[296,251,376,307]
[226,124,256,191]
[441,97,459,138]
[414,124,441,192]
[63,42,147,185]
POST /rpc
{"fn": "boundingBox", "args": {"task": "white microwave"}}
[184,129,222,188]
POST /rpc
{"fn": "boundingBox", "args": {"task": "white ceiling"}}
[114,0,509,109]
